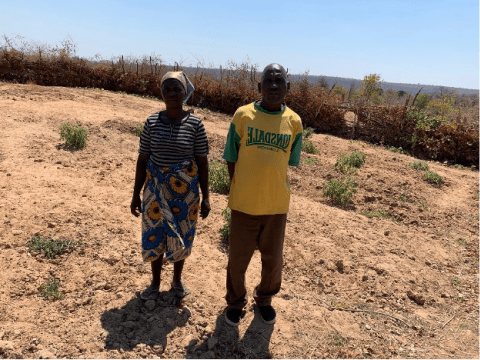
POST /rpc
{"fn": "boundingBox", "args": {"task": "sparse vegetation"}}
[135,123,143,137]
[208,161,231,194]
[220,207,231,242]
[388,146,410,156]
[334,151,366,174]
[40,277,64,300]
[330,333,345,347]
[301,127,319,154]
[60,123,88,148]
[323,177,357,207]
[361,209,397,221]
[302,157,317,165]
[302,127,314,139]
[407,161,429,171]
[302,140,319,154]
[423,171,443,185]
[28,235,83,259]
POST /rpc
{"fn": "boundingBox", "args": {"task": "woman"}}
[130,71,210,300]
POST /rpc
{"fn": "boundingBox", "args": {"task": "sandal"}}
[170,281,191,299]
[140,283,160,300]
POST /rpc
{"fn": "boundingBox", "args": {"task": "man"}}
[222,63,303,326]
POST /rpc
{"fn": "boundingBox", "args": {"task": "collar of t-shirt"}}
[254,100,286,115]
[159,111,190,126]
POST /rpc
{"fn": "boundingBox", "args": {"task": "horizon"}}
[0,0,478,89]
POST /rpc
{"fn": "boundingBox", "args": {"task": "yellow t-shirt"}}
[223,101,303,215]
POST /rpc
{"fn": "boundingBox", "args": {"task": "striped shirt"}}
[139,112,209,166]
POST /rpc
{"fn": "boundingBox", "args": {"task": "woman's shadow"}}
[185,305,275,359]
[100,290,189,353]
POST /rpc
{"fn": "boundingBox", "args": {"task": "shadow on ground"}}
[100,290,188,353]
[185,306,274,359]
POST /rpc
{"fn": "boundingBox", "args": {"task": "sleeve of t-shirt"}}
[289,119,303,166]
[138,120,151,156]
[194,121,209,157]
[222,110,243,162]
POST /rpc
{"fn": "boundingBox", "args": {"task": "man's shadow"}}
[186,305,274,359]
[100,290,189,353]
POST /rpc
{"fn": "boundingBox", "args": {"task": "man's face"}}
[161,79,186,108]
[258,67,289,108]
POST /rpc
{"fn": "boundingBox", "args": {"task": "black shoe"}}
[225,308,242,327]
[259,305,276,324]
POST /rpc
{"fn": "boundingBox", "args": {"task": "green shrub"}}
[323,177,357,207]
[302,157,317,165]
[301,127,319,154]
[135,123,143,137]
[302,127,314,139]
[388,146,410,155]
[60,123,88,148]
[28,235,83,259]
[302,139,319,154]
[220,207,231,241]
[423,171,443,185]
[407,161,429,171]
[334,151,366,174]
[414,94,430,109]
[40,277,64,300]
[453,164,464,169]
[208,161,231,194]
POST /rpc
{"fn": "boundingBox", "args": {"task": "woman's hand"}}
[200,198,211,219]
[131,195,142,217]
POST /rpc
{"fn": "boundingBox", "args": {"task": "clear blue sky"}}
[0,0,478,89]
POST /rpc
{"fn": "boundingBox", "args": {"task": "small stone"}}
[12,230,22,235]
[366,297,374,303]
[365,324,371,330]
[407,290,425,305]
[335,260,344,273]
[0,341,14,352]
[36,349,55,359]
[153,345,164,354]
[47,222,57,228]
[384,231,390,236]
[144,300,156,311]
[207,337,218,350]
[425,260,431,266]
[362,275,368,281]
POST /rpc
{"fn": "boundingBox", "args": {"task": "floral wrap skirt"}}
[141,159,200,263]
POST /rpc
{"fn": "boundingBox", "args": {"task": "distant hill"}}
[287,74,479,96]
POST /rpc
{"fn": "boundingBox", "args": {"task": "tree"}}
[358,74,382,105]
[318,76,329,89]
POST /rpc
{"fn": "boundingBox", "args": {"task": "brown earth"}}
[0,82,478,359]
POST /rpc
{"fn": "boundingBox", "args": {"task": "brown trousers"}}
[225,210,287,309]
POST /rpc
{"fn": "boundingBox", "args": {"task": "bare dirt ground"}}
[0,82,478,359]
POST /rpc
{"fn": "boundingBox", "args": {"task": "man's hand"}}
[200,198,211,219]
[131,195,142,217]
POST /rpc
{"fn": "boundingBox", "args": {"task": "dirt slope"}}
[0,82,478,359]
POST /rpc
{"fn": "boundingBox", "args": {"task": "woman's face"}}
[161,79,186,108]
